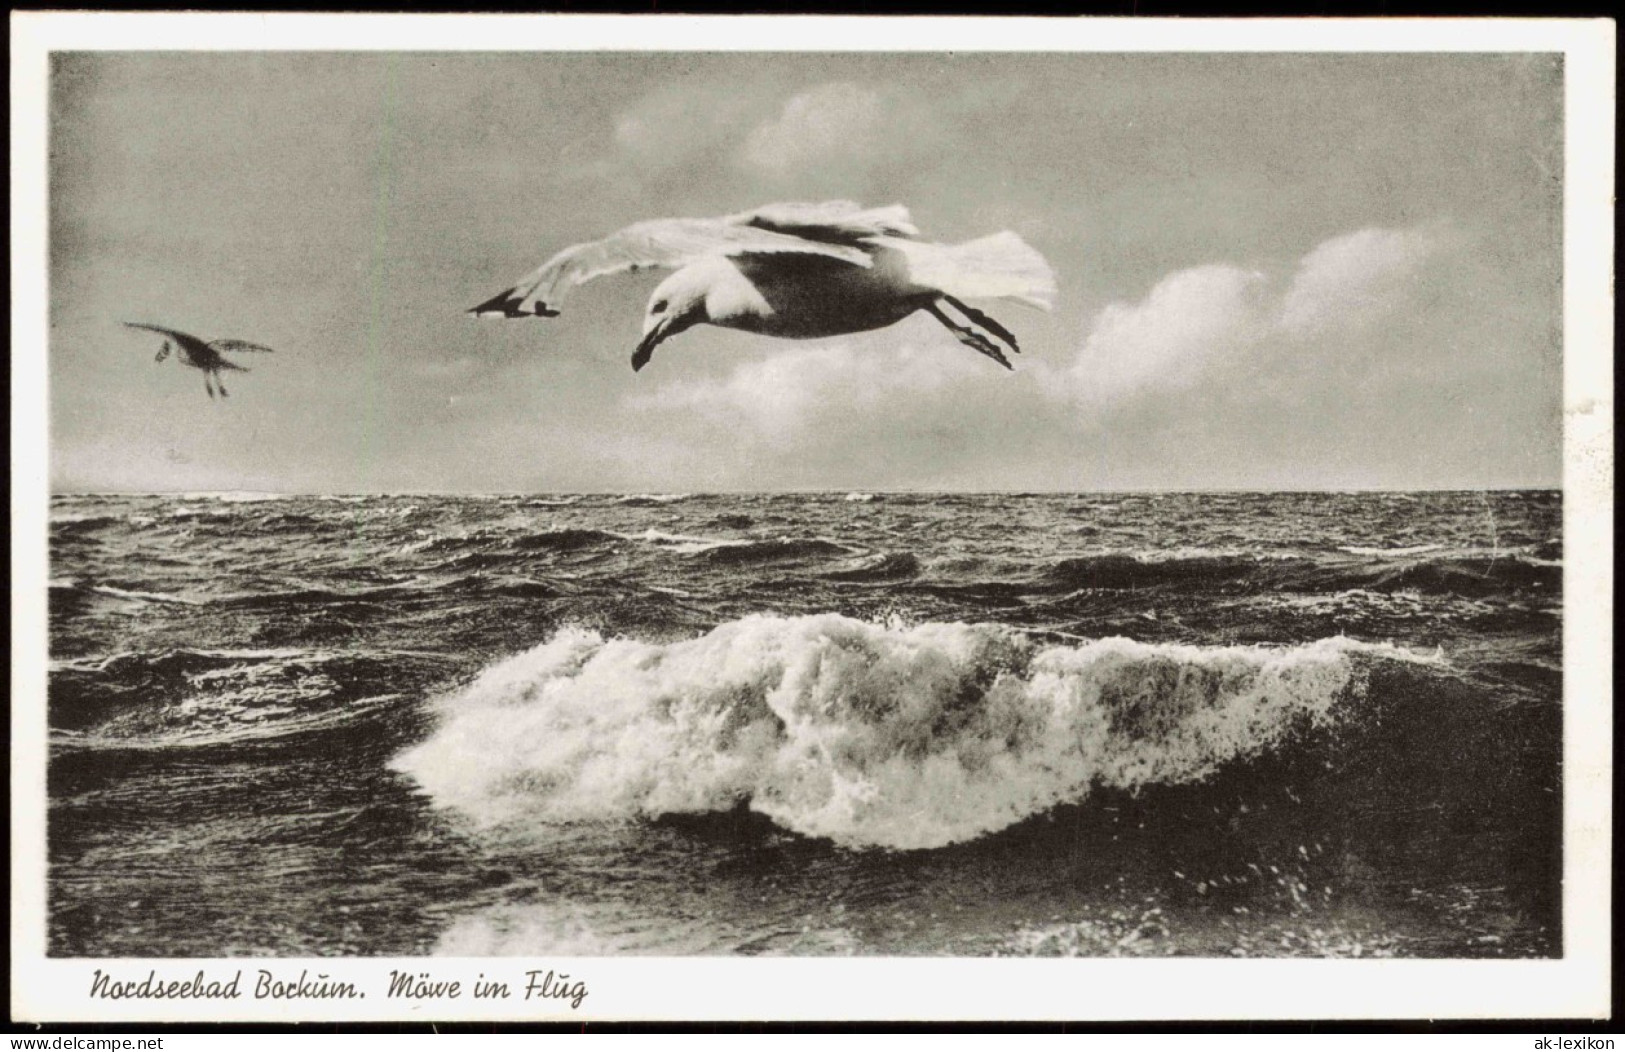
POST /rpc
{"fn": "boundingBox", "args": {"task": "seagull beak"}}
[631,322,668,373]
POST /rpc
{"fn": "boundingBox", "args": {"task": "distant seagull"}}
[470,201,1056,372]
[124,322,274,399]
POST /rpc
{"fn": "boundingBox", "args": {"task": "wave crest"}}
[1041,552,1260,590]
[509,527,621,552]
[694,537,855,566]
[393,614,1398,850]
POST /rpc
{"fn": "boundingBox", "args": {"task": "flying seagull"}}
[124,322,274,399]
[469,201,1056,372]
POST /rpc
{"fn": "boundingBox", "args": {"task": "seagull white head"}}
[633,270,710,372]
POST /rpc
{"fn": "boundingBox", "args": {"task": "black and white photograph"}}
[10,14,1613,1023]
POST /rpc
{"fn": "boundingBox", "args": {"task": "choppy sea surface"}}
[47,491,1561,958]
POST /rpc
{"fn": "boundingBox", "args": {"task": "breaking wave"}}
[393,614,1424,850]
[1026,549,1560,600]
[824,552,922,582]
[633,529,745,554]
[1352,554,1561,597]
[1040,552,1262,590]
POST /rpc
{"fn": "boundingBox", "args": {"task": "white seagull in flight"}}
[470,201,1056,372]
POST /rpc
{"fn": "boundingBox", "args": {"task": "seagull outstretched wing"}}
[125,321,220,362]
[727,201,920,244]
[127,323,273,366]
[470,202,899,319]
[124,321,195,343]
[208,339,275,354]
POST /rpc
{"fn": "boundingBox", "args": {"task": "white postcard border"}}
[10,12,1614,1023]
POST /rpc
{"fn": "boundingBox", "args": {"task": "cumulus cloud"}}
[1277,226,1436,337]
[1071,225,1440,404]
[1071,264,1269,399]
[592,76,987,199]
[631,341,980,448]
[611,82,765,172]
[738,82,887,178]
[582,78,910,198]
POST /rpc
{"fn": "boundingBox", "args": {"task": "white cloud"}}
[1277,226,1435,337]
[1071,264,1268,400]
[593,76,979,197]
[611,82,765,171]
[629,341,982,448]
[1072,225,1439,404]
[738,83,886,178]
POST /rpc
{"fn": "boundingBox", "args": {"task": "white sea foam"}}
[394,614,1401,850]
[67,693,403,751]
[631,529,746,554]
[50,646,313,672]
[613,493,691,505]
[180,491,286,503]
[1338,543,1561,568]
[166,507,235,521]
[434,906,632,956]
[395,535,444,556]
[91,585,200,606]
[1338,544,1444,557]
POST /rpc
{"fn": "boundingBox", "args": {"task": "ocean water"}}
[47,491,1562,958]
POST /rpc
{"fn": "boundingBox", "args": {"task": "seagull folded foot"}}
[942,295,1022,355]
[925,301,1015,370]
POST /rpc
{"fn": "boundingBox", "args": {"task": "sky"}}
[47,50,1564,493]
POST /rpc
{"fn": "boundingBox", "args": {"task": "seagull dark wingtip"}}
[468,290,517,317]
[468,290,562,319]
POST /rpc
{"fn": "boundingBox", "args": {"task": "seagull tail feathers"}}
[936,231,1057,311]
